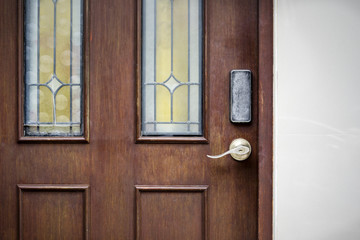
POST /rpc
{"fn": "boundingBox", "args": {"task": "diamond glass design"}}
[164,76,181,93]
[47,75,63,93]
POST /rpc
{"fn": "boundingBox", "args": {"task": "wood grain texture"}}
[0,0,20,239]
[0,0,273,239]
[258,0,274,239]
[88,0,136,238]
[18,184,90,240]
[206,0,259,239]
[136,186,208,240]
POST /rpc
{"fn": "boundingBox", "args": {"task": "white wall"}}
[274,0,360,239]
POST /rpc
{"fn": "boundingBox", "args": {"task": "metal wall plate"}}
[230,70,252,123]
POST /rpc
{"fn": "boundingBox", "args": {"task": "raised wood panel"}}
[136,186,208,240]
[18,184,90,240]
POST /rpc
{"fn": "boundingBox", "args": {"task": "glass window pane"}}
[142,0,203,136]
[24,0,83,136]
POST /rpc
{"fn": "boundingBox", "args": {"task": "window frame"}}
[135,0,208,144]
[18,0,90,142]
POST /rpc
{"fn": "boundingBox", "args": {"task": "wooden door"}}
[0,0,273,239]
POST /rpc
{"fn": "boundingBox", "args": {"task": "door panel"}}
[18,184,90,240]
[136,186,208,240]
[0,0,273,239]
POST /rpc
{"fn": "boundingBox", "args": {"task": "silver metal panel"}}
[230,70,251,123]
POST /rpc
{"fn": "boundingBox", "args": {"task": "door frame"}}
[258,0,273,239]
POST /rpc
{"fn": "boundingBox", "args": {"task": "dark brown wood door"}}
[0,0,272,239]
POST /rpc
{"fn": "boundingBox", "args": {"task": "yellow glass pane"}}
[173,85,188,122]
[39,0,71,124]
[173,0,189,122]
[156,0,171,123]
[56,0,71,84]
[39,0,54,84]
[156,0,188,123]
[156,85,171,122]
[56,0,71,123]
[39,86,53,122]
[156,0,171,83]
[173,0,188,83]
[56,86,70,122]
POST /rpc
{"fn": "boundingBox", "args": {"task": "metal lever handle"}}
[207,146,249,159]
[207,138,252,161]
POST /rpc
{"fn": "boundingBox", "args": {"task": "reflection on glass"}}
[24,0,83,136]
[142,0,203,136]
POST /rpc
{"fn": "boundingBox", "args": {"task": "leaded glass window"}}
[24,0,83,136]
[141,0,203,136]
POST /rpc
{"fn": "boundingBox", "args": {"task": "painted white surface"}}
[274,0,360,239]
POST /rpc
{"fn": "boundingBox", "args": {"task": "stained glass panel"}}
[142,0,203,136]
[24,0,83,136]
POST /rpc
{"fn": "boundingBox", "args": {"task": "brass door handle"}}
[207,138,252,161]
